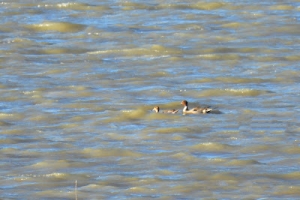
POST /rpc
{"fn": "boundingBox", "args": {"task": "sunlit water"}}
[1,0,300,199]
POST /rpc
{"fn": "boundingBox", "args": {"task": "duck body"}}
[153,106,178,114]
[181,100,212,114]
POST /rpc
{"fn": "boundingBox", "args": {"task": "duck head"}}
[181,100,189,112]
[152,106,160,113]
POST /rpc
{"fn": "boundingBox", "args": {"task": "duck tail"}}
[205,108,212,113]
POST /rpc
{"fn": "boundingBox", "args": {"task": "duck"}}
[152,106,178,114]
[181,100,212,114]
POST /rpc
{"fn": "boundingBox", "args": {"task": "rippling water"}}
[1,0,300,199]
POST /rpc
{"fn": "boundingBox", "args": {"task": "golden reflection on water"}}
[27,22,86,33]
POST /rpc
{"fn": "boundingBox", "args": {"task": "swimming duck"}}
[153,106,178,114]
[181,100,212,114]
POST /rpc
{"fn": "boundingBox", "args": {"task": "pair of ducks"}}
[153,100,212,115]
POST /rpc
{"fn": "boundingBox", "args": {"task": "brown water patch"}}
[0,95,21,102]
[189,77,269,84]
[66,103,104,112]
[35,189,74,200]
[173,23,204,31]
[39,172,69,179]
[148,102,181,110]
[100,175,139,188]
[197,53,240,60]
[132,44,183,56]
[17,150,46,158]
[172,135,184,141]
[274,25,300,35]
[0,121,12,126]
[34,174,89,200]
[273,185,300,196]
[186,2,225,10]
[0,83,7,89]
[27,113,60,124]
[0,148,18,155]
[126,186,155,196]
[240,145,271,153]
[211,172,239,181]
[0,113,25,121]
[55,2,110,11]
[89,44,182,57]
[31,160,71,169]
[191,142,236,152]
[27,21,85,33]
[1,129,26,135]
[149,71,172,78]
[171,183,214,196]
[23,90,44,98]
[285,55,300,61]
[59,123,81,129]
[273,172,300,180]
[269,5,294,10]
[155,127,201,134]
[40,47,87,54]
[103,132,128,141]
[147,90,172,98]
[117,76,151,84]
[32,98,56,105]
[222,22,244,29]
[204,47,234,54]
[227,159,260,166]
[41,86,94,99]
[13,173,76,188]
[281,146,300,154]
[120,2,151,10]
[146,112,180,121]
[82,148,143,158]
[277,70,300,81]
[171,152,199,163]
[154,2,226,10]
[103,109,148,123]
[196,88,270,97]
[44,68,68,75]
[189,170,240,191]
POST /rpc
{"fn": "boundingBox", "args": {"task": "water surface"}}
[1,0,300,199]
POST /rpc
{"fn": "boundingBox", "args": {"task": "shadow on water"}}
[210,109,223,114]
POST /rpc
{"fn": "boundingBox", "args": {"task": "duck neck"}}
[183,106,188,112]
